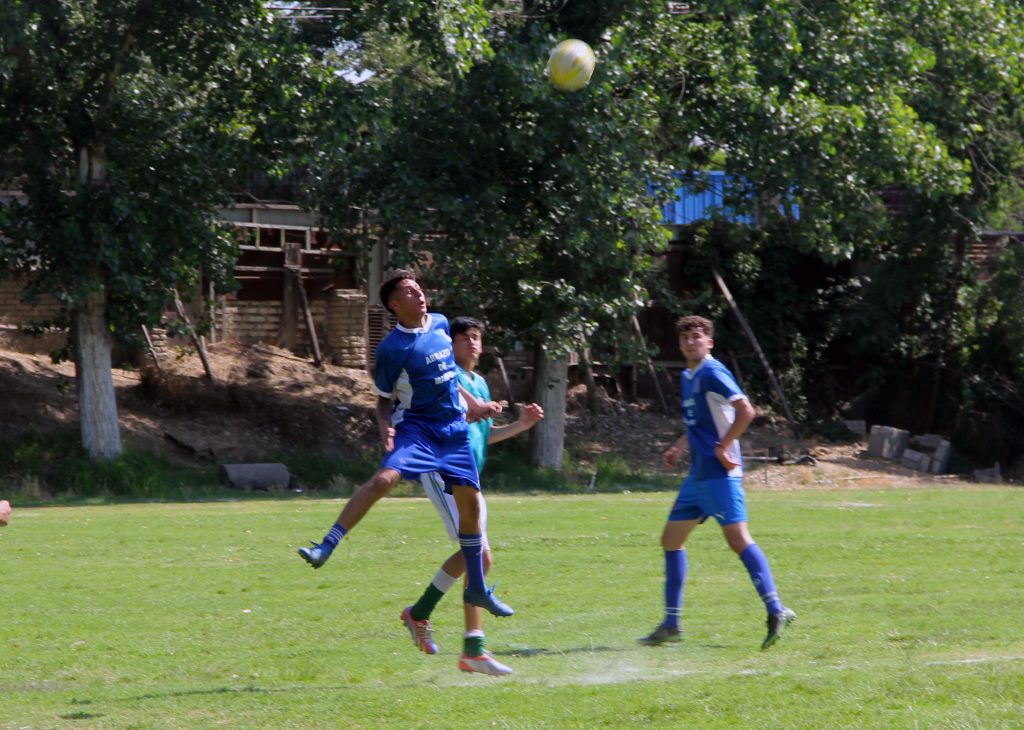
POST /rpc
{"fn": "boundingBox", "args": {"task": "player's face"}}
[678,327,713,365]
[388,279,428,320]
[453,328,483,369]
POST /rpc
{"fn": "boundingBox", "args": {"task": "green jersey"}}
[458,367,492,471]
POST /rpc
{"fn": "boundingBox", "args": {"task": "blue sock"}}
[739,543,783,615]
[663,549,686,630]
[459,533,486,592]
[320,524,346,553]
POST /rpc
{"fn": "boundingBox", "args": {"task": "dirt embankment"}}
[0,342,973,490]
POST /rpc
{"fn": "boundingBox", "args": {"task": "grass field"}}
[3,487,1023,729]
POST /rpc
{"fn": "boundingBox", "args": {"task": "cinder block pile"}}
[867,426,951,475]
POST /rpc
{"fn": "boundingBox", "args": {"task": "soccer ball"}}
[547,39,596,92]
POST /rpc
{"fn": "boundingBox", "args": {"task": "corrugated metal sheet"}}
[661,171,752,225]
[661,171,798,225]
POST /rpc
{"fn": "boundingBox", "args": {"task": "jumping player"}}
[296,270,513,618]
[401,317,543,676]
[640,315,796,650]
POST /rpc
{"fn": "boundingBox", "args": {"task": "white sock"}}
[432,568,458,593]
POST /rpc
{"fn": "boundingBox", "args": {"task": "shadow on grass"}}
[119,683,360,703]
[494,644,622,658]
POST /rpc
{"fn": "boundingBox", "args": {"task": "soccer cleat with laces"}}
[463,585,515,617]
[296,541,332,569]
[459,652,513,676]
[761,607,797,650]
[400,606,438,655]
[638,624,682,646]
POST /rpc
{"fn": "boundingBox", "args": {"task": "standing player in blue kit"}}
[640,315,796,650]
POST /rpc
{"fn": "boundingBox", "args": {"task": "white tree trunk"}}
[74,290,122,461]
[530,350,568,470]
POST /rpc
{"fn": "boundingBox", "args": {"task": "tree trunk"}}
[73,290,122,461]
[73,140,122,461]
[530,349,568,470]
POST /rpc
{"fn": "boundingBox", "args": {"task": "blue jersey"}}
[681,356,746,480]
[373,313,465,425]
[457,367,492,471]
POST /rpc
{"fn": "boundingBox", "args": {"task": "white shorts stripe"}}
[420,471,489,551]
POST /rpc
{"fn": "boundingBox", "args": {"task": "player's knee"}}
[661,536,682,551]
[367,470,399,498]
[725,534,751,554]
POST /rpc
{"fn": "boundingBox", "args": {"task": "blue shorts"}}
[668,476,747,526]
[381,418,480,491]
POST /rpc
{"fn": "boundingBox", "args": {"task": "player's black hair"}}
[378,269,417,308]
[450,316,485,337]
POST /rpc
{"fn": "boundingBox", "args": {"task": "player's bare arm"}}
[460,383,502,421]
[715,398,756,470]
[376,396,395,452]
[662,434,688,470]
[488,403,544,445]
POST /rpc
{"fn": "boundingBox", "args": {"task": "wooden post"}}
[632,315,670,415]
[288,266,323,369]
[279,238,301,349]
[141,325,163,374]
[711,269,795,424]
[495,355,518,417]
[173,290,215,383]
[577,349,601,414]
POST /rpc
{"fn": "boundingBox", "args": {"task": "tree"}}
[314,1,682,469]
[657,1,1024,472]
[0,1,323,460]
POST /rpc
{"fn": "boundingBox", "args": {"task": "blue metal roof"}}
[661,171,798,225]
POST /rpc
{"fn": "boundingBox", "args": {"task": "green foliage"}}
[0,1,324,340]
[0,430,217,500]
[273,448,377,494]
[315,2,680,360]
[4,489,1024,727]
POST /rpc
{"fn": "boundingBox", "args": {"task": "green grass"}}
[2,487,1023,728]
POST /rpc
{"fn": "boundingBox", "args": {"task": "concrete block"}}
[869,425,910,460]
[973,463,1001,484]
[913,433,944,450]
[843,420,867,437]
[220,463,291,491]
[901,448,924,470]
[932,441,951,473]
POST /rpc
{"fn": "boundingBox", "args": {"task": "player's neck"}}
[686,353,710,370]
[398,312,429,329]
[456,357,478,373]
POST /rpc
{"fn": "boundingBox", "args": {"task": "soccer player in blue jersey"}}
[296,270,514,618]
[640,315,796,650]
[400,317,543,676]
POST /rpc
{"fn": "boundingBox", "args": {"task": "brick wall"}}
[0,277,65,353]
[1,276,372,370]
[0,278,61,326]
[326,289,368,368]
[212,299,329,349]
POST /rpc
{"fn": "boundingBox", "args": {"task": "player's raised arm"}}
[488,402,544,445]
[460,383,502,422]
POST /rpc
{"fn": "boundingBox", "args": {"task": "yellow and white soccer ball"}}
[546,39,596,92]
